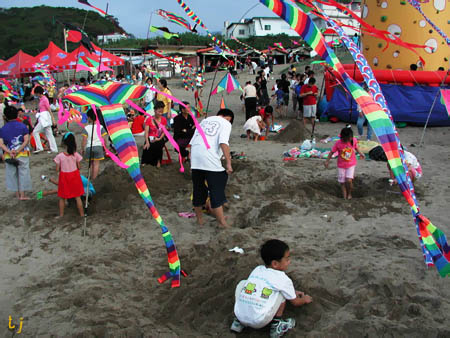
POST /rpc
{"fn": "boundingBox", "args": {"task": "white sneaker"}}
[33,150,43,154]
[230,318,245,333]
[270,318,296,338]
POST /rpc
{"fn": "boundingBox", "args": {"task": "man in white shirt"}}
[190,109,234,228]
[243,81,258,121]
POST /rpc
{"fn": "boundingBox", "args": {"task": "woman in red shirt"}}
[141,101,167,167]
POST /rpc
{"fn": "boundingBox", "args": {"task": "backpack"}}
[295,83,303,96]
[369,145,387,162]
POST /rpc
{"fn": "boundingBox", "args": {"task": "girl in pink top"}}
[54,132,84,217]
[324,127,365,199]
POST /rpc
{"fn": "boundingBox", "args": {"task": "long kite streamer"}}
[63,81,182,286]
[231,36,262,54]
[298,0,435,265]
[405,0,450,45]
[146,85,210,150]
[147,50,195,69]
[78,0,107,15]
[125,99,185,173]
[262,0,450,277]
[91,105,129,169]
[175,0,237,54]
[157,9,195,32]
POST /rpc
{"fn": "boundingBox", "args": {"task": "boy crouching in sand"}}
[231,239,312,337]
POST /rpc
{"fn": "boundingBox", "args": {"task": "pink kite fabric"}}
[147,86,210,150]
[91,104,129,169]
[440,89,450,117]
[125,99,185,173]
[211,73,243,96]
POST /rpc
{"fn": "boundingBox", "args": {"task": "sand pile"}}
[272,119,307,143]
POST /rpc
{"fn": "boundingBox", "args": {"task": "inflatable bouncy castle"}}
[325,0,450,125]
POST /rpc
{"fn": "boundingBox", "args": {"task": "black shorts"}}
[192,169,228,209]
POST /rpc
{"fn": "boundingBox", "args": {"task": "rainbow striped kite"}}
[157,9,195,32]
[63,81,182,286]
[75,56,112,75]
[441,89,450,117]
[261,0,450,277]
[211,73,243,96]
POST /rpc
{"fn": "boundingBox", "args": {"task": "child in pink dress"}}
[54,132,84,217]
[324,127,365,199]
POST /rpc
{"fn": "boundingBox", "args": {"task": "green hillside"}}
[0,6,126,59]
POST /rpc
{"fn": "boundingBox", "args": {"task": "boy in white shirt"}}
[231,239,312,337]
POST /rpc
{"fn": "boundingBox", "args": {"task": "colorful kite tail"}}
[100,104,182,286]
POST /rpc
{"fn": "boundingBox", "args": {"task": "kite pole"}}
[82,9,89,30]
[312,65,327,139]
[96,3,109,76]
[206,62,220,115]
[146,11,154,41]
[83,115,96,237]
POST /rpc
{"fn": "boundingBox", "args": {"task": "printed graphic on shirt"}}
[341,146,353,161]
[7,135,25,151]
[201,121,220,136]
[244,282,257,295]
[261,287,273,299]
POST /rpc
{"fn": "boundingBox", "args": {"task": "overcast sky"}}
[4,1,278,38]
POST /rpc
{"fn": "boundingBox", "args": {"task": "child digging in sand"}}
[231,239,312,337]
[324,127,365,199]
[54,132,84,217]
[243,115,266,142]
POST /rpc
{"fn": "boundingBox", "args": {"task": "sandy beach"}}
[1,65,449,337]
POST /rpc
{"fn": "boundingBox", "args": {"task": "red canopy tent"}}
[20,41,69,72]
[53,44,124,71]
[0,50,35,78]
[0,60,4,66]
[91,43,124,66]
[323,28,337,35]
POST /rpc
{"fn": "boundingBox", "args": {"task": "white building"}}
[224,17,300,39]
[97,33,129,44]
[317,1,361,42]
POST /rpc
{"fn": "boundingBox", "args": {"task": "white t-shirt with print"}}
[82,124,107,148]
[234,265,296,327]
[145,84,155,103]
[190,115,231,172]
